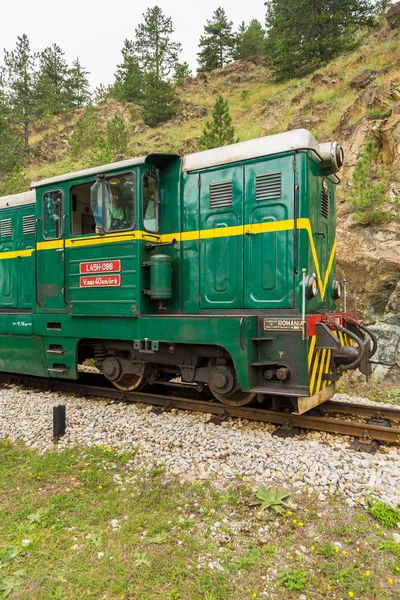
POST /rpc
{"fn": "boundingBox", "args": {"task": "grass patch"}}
[368,499,400,529]
[0,441,399,598]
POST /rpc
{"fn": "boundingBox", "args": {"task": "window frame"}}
[104,170,136,234]
[142,171,160,234]
[42,189,64,241]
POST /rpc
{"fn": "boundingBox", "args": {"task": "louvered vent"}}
[0,218,12,238]
[256,172,282,201]
[209,181,233,209]
[321,188,329,219]
[23,215,35,235]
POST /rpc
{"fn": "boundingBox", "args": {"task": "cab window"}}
[75,172,136,235]
[104,172,135,232]
[142,173,159,233]
[43,190,63,240]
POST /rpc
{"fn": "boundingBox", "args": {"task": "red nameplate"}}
[80,260,121,274]
[80,275,121,288]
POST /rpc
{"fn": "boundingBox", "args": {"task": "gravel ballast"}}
[1,384,400,508]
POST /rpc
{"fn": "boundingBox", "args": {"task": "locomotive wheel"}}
[209,386,256,407]
[110,373,147,392]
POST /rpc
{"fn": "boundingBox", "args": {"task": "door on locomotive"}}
[198,154,295,310]
[243,156,295,309]
[36,188,67,311]
[64,170,140,317]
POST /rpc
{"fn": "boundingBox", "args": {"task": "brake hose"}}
[336,324,366,372]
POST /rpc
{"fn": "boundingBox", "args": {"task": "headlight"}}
[306,274,318,299]
[333,280,342,300]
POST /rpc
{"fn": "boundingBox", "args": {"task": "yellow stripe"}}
[0,249,34,260]
[310,348,321,395]
[322,349,331,389]
[315,349,327,393]
[0,218,337,297]
[308,336,316,370]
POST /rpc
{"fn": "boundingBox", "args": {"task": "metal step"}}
[252,337,273,342]
[48,368,69,374]
[251,361,278,367]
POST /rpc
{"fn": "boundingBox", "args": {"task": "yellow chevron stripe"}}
[308,336,316,370]
[310,348,321,395]
[0,218,336,298]
[316,349,327,394]
[322,349,331,389]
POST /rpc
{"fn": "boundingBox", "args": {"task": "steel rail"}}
[323,400,400,422]
[1,373,400,444]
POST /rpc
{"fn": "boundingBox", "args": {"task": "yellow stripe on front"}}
[308,336,316,370]
[0,217,337,297]
[316,349,327,394]
[322,349,331,389]
[310,349,321,395]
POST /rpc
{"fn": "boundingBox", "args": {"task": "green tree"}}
[265,0,376,80]
[88,135,113,167]
[36,44,70,115]
[67,59,91,109]
[106,114,129,156]
[198,7,236,71]
[351,140,390,223]
[93,84,112,105]
[68,104,98,159]
[133,6,181,126]
[3,34,38,145]
[235,20,265,61]
[174,62,192,86]
[198,95,237,150]
[142,71,176,127]
[0,69,22,176]
[134,6,182,79]
[112,40,143,103]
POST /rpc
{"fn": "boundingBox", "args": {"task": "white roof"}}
[31,155,146,188]
[182,129,320,172]
[0,190,36,209]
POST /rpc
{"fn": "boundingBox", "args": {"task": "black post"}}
[53,405,66,442]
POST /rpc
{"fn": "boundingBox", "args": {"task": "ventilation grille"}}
[0,218,12,238]
[209,181,233,209]
[23,215,35,235]
[321,189,329,219]
[256,172,282,201]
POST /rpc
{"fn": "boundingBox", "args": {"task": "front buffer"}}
[250,312,377,414]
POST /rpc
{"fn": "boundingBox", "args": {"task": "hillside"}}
[18,9,400,382]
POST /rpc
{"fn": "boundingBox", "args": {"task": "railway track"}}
[1,372,400,446]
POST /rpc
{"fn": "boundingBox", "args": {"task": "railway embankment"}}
[1,383,399,510]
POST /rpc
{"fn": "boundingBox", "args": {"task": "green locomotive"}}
[0,129,376,414]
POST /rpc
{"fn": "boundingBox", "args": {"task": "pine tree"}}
[198,7,236,72]
[142,71,176,127]
[265,0,376,80]
[36,44,69,115]
[174,62,192,86]
[134,6,182,79]
[113,40,143,103]
[67,59,91,109]
[133,6,181,126]
[198,95,237,150]
[235,20,265,61]
[0,69,22,176]
[351,140,390,224]
[88,135,113,167]
[3,34,38,145]
[106,114,129,156]
[68,104,98,159]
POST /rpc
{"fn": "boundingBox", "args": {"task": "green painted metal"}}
[148,254,172,300]
[0,135,341,397]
